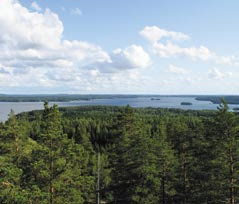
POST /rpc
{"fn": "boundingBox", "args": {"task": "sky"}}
[1,0,239,94]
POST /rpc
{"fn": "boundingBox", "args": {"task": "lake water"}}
[0,96,239,121]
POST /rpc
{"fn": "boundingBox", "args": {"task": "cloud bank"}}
[140,26,237,65]
[0,0,151,91]
[0,1,237,94]
[88,45,151,73]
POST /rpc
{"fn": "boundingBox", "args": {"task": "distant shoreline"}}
[0,94,239,104]
[0,94,140,102]
[195,96,239,104]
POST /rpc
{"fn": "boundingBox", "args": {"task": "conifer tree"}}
[0,110,28,203]
[207,99,239,204]
[109,105,137,203]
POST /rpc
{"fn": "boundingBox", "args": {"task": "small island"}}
[151,98,160,101]
[233,107,239,111]
[181,102,192,106]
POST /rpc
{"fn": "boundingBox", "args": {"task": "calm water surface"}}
[0,96,238,121]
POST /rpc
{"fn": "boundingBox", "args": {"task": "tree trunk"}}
[229,145,235,204]
[50,137,54,204]
[162,167,165,204]
[183,157,187,204]
[96,152,100,204]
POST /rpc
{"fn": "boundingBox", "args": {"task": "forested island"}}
[1,100,239,203]
[180,102,192,105]
[151,98,161,100]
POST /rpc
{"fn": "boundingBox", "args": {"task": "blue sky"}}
[1,0,239,94]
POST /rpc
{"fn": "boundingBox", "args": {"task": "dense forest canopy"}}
[1,100,239,204]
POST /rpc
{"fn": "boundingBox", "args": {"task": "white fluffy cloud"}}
[0,0,154,91]
[208,67,232,80]
[31,1,41,11]
[153,42,216,60]
[88,44,151,73]
[140,26,190,43]
[0,0,153,92]
[140,26,216,61]
[0,0,63,49]
[140,26,237,65]
[168,64,188,74]
[111,45,151,69]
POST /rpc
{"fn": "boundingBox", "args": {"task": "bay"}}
[1,96,239,122]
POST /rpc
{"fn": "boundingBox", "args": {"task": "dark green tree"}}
[206,99,239,204]
[0,110,28,203]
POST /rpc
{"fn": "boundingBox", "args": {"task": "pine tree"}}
[109,105,138,203]
[25,102,96,203]
[109,106,177,203]
[0,110,28,203]
[26,102,69,203]
[207,99,239,204]
[152,119,177,204]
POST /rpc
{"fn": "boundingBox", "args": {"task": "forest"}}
[1,99,239,204]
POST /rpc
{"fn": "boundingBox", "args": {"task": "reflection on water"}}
[0,96,238,121]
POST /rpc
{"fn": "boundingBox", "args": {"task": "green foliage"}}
[2,101,239,203]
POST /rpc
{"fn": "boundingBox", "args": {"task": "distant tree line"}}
[0,94,141,102]
[196,95,239,104]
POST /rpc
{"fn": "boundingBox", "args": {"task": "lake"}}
[0,96,238,121]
